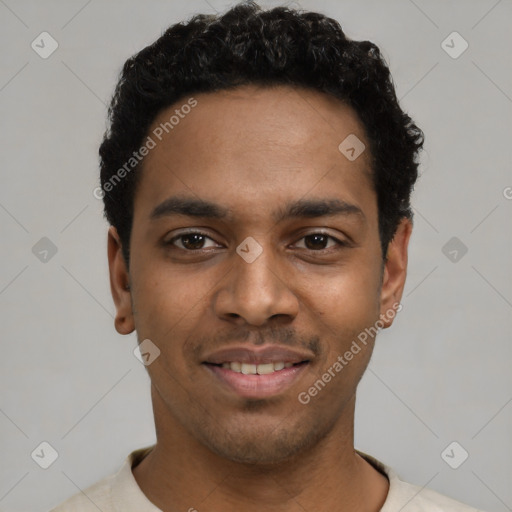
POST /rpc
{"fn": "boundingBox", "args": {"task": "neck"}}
[132,385,389,512]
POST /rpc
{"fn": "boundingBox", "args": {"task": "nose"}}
[212,244,299,327]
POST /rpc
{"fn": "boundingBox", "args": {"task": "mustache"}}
[190,325,322,357]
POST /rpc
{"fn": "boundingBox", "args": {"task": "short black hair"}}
[99,1,424,267]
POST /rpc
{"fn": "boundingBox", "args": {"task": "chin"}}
[196,414,331,466]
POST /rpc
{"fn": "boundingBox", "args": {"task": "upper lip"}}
[202,345,313,365]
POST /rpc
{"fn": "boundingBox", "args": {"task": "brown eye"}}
[180,234,206,250]
[304,234,329,250]
[295,233,344,251]
[167,232,219,251]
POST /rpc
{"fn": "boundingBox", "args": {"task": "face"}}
[108,84,411,465]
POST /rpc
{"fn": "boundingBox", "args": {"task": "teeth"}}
[256,363,275,375]
[221,362,296,374]
[241,363,257,374]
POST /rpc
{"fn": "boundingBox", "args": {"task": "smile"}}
[219,361,295,374]
[203,360,310,399]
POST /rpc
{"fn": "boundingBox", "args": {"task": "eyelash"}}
[165,230,348,252]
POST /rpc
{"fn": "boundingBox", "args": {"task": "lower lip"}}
[204,363,309,399]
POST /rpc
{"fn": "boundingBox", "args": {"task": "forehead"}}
[133,84,376,225]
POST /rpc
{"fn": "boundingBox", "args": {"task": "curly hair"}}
[99,1,424,267]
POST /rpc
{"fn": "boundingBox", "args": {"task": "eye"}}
[167,231,220,251]
[294,233,346,251]
[165,231,347,253]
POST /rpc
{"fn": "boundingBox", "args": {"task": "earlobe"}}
[379,218,412,328]
[107,226,135,335]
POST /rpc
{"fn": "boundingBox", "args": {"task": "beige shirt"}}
[50,445,482,511]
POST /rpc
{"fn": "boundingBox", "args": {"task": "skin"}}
[108,84,412,512]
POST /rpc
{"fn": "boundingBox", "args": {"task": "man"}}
[52,2,482,511]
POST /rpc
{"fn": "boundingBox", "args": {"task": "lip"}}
[202,345,313,365]
[202,344,313,399]
[204,361,309,399]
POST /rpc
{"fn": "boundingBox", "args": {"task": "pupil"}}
[183,234,204,250]
[305,234,327,250]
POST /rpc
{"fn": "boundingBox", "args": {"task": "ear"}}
[379,217,412,328]
[107,226,135,335]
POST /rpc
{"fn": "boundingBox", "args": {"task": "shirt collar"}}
[110,444,160,511]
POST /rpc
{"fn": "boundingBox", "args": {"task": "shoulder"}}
[48,473,115,512]
[389,477,482,512]
[356,450,484,512]
[48,445,155,512]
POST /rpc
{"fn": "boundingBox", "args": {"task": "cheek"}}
[298,255,382,324]
[132,264,209,341]
[300,268,380,398]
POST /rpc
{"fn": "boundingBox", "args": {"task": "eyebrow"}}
[150,196,365,223]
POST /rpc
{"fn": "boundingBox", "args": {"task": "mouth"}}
[206,360,308,374]
[203,361,310,399]
[202,345,312,399]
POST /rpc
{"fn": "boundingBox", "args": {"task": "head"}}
[104,2,423,465]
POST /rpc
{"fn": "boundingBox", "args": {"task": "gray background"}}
[0,0,510,511]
